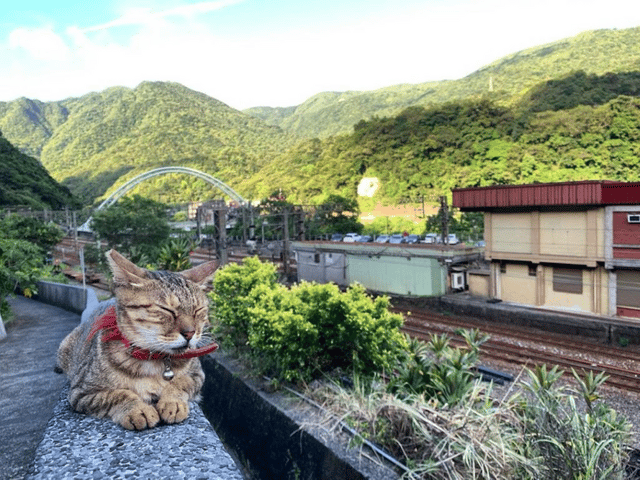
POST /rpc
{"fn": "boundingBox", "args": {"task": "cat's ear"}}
[106,249,149,288]
[180,261,218,286]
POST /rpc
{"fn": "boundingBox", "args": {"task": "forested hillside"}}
[245,27,640,138]
[239,71,640,205]
[1,27,640,209]
[0,132,78,209]
[0,82,297,205]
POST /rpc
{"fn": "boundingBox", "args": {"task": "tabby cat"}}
[57,249,218,430]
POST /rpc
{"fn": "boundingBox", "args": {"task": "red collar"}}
[87,305,218,361]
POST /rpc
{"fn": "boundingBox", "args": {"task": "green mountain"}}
[245,27,640,138]
[1,26,640,210]
[0,131,78,209]
[0,82,297,205]
[240,71,640,205]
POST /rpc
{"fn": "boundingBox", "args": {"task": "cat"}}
[56,249,218,430]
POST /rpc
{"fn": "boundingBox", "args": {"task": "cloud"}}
[2,0,639,108]
[8,26,70,62]
[81,0,244,33]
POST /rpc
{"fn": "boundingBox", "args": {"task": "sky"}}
[2,0,640,110]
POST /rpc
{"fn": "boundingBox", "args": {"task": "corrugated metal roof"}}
[453,181,640,210]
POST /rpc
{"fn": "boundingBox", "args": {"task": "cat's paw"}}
[118,402,160,430]
[157,396,189,424]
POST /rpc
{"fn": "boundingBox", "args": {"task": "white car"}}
[343,233,361,242]
[423,233,438,244]
[446,234,459,245]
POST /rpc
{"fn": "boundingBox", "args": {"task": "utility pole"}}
[440,196,449,245]
[282,206,290,279]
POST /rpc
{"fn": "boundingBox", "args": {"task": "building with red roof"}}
[453,181,640,318]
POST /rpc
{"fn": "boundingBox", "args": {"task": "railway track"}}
[395,307,640,394]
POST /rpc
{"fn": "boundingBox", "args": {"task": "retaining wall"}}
[34,281,91,314]
[200,355,399,480]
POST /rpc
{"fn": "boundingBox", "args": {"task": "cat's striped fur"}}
[57,249,218,430]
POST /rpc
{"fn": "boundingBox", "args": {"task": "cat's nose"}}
[181,329,195,341]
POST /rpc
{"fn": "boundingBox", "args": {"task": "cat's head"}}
[106,249,218,354]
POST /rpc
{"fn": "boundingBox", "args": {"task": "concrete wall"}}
[500,263,537,305]
[200,355,399,480]
[346,255,445,297]
[486,208,605,266]
[34,281,99,315]
[492,263,611,315]
[492,213,532,254]
[468,271,490,297]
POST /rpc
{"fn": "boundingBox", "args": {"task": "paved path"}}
[0,296,80,480]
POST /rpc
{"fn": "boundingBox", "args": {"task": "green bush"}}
[247,283,319,381]
[0,238,47,319]
[387,329,489,406]
[156,237,194,271]
[247,281,407,382]
[209,257,406,383]
[209,256,279,349]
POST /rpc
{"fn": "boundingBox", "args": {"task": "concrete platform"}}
[438,293,640,346]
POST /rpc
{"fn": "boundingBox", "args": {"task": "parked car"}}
[389,234,405,244]
[330,233,344,242]
[343,233,361,242]
[446,233,459,245]
[475,240,486,247]
[405,234,420,244]
[423,233,438,244]
[356,235,372,242]
[374,234,390,243]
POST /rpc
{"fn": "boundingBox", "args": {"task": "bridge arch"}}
[80,167,246,231]
[95,166,246,211]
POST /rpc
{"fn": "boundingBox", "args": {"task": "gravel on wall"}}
[27,385,245,480]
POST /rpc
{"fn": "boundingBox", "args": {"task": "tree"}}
[0,215,58,320]
[91,195,170,258]
[314,194,363,235]
[0,214,64,253]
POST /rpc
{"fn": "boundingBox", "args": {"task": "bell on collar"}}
[162,358,175,381]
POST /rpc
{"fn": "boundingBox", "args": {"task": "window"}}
[617,270,640,308]
[528,264,537,277]
[314,253,320,264]
[553,267,583,294]
[500,262,506,274]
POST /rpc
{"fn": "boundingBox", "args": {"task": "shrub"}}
[247,281,407,382]
[387,329,489,406]
[0,238,47,319]
[156,237,194,271]
[209,257,406,383]
[209,256,278,349]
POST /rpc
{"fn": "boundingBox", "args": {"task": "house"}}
[453,181,640,318]
[291,240,481,297]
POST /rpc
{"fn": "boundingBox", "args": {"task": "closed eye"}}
[158,305,177,319]
[125,303,153,309]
